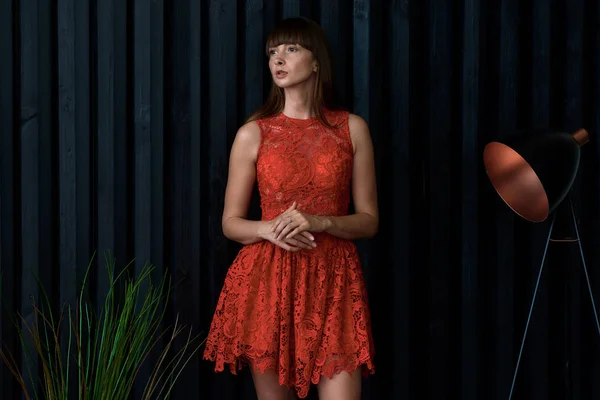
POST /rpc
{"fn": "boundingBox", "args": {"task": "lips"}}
[275,70,288,79]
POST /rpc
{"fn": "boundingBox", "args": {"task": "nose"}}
[275,57,284,66]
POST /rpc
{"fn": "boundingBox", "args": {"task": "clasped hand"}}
[259,201,328,252]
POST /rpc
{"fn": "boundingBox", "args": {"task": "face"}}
[268,43,318,89]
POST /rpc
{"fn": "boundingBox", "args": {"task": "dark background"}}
[1,0,600,399]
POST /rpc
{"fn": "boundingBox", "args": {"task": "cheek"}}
[291,58,313,73]
[303,58,317,73]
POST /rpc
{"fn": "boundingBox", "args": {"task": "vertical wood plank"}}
[0,0,16,397]
[168,0,204,397]
[260,0,278,106]
[19,0,41,393]
[363,2,383,398]
[133,0,165,396]
[320,0,348,104]
[57,0,80,394]
[169,0,190,389]
[428,0,456,397]
[190,0,205,328]
[74,0,91,300]
[38,0,56,294]
[57,0,91,368]
[460,0,480,398]
[282,0,312,18]
[389,1,410,398]
[262,0,278,47]
[188,0,206,394]
[97,0,129,295]
[562,1,584,397]
[530,0,551,127]
[244,0,265,120]
[582,2,600,398]
[494,0,518,398]
[407,1,429,392]
[96,0,116,279]
[133,0,161,270]
[527,1,551,399]
[39,1,57,395]
[150,0,165,274]
[353,0,369,120]
[592,0,600,396]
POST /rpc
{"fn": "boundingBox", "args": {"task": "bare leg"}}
[317,369,362,400]
[250,365,298,400]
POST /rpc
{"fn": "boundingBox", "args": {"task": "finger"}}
[273,218,290,237]
[277,240,299,252]
[285,244,300,252]
[270,214,288,232]
[272,202,297,233]
[281,203,298,222]
[277,221,299,241]
[270,216,283,233]
[288,235,314,248]
[270,203,295,232]
[286,201,297,212]
[285,237,312,249]
[272,214,291,234]
[275,214,295,237]
[286,227,302,240]
[292,234,313,246]
[286,222,309,240]
[270,217,279,232]
[300,231,315,241]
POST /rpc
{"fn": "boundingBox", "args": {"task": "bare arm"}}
[321,114,379,239]
[221,121,265,245]
[222,122,316,250]
[273,114,379,241]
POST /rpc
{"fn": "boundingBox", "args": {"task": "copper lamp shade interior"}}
[483,129,589,223]
[483,143,549,222]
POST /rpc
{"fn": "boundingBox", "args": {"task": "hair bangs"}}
[265,19,316,55]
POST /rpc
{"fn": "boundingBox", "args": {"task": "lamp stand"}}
[508,197,600,400]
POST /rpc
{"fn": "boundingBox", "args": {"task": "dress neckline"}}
[279,112,318,127]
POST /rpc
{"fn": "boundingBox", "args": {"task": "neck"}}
[282,80,316,119]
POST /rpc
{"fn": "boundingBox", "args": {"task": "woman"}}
[203,17,378,400]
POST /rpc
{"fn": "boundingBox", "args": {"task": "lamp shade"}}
[483,128,589,223]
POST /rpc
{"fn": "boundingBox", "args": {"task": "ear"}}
[313,61,318,73]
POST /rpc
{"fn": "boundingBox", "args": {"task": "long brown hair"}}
[245,17,343,128]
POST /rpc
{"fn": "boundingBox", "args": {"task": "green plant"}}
[0,253,204,400]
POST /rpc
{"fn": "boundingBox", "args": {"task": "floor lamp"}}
[482,128,600,399]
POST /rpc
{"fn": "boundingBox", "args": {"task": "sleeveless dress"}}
[202,109,375,398]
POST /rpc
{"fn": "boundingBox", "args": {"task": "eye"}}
[288,46,298,52]
[268,49,277,55]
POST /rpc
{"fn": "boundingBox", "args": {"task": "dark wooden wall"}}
[1,0,600,399]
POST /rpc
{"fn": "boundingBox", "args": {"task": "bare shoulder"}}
[232,120,262,161]
[348,113,369,131]
[235,120,261,145]
[347,113,372,153]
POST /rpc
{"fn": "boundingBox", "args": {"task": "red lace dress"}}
[202,109,375,398]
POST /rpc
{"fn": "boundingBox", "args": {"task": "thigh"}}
[317,368,362,400]
[250,365,298,400]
